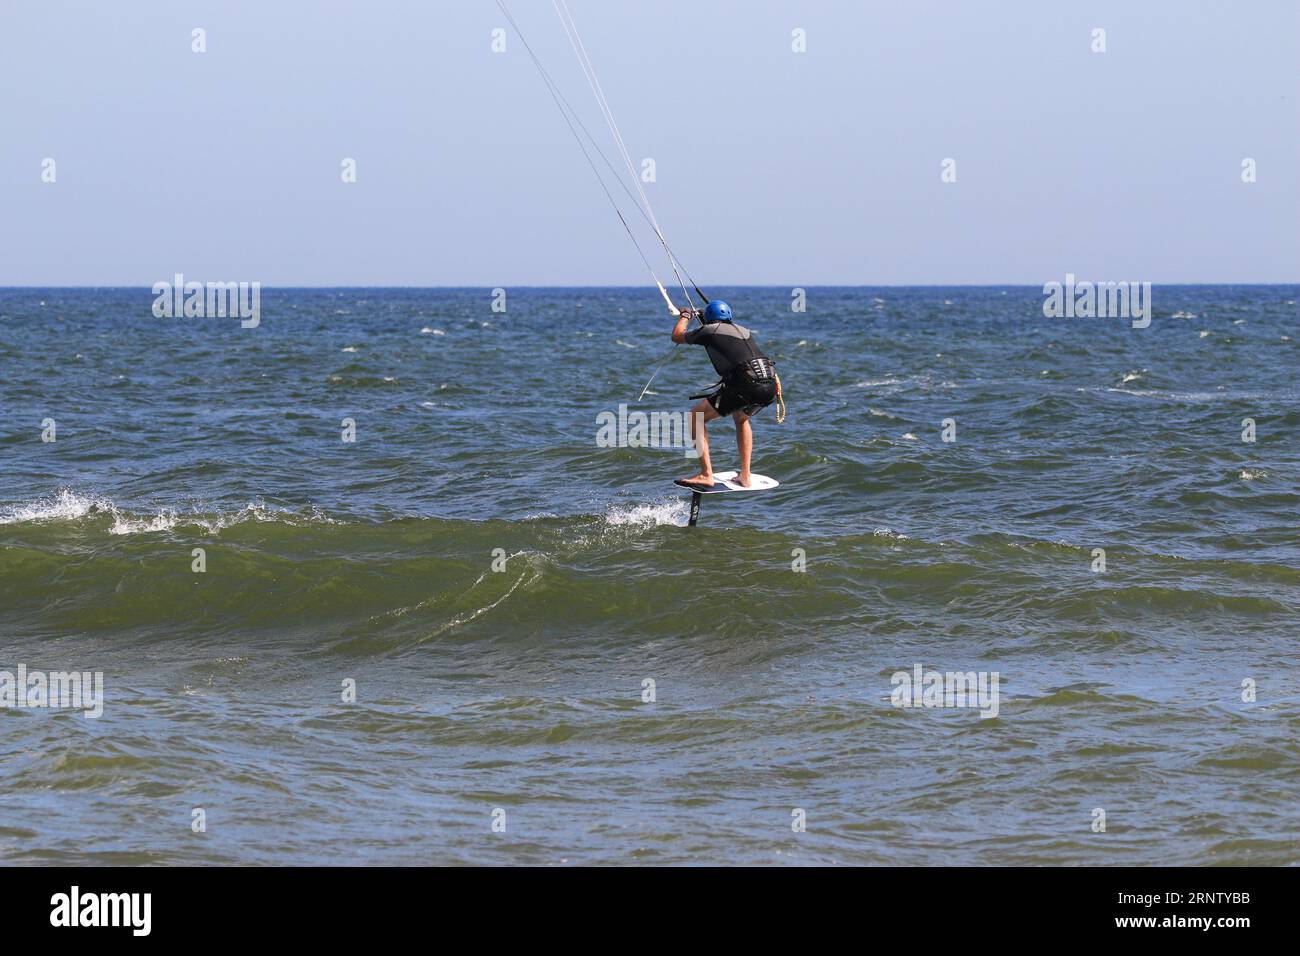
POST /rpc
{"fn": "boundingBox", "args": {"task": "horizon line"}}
[1,281,1297,291]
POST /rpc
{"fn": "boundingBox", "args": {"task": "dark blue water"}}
[1,285,1297,864]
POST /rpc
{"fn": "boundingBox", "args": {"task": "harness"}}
[688,357,786,423]
[734,357,776,383]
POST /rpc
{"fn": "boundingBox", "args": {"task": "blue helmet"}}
[702,300,732,324]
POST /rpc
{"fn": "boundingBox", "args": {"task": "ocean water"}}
[1,285,1297,866]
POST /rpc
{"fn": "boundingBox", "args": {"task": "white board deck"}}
[674,471,779,494]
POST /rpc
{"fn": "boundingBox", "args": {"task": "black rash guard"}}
[683,321,768,378]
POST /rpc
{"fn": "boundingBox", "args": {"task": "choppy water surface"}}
[1,286,1297,865]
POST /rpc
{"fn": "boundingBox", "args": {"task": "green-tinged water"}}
[1,286,1298,864]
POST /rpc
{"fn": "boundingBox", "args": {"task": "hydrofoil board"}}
[674,471,779,494]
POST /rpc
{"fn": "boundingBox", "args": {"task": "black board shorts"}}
[708,377,777,417]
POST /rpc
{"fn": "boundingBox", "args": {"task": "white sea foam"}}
[109,510,180,535]
[604,499,688,528]
[0,488,112,524]
[855,377,904,388]
[0,490,339,535]
[1103,387,1257,403]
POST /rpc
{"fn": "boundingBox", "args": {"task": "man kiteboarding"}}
[672,300,782,489]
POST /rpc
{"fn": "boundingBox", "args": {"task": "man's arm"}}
[671,309,695,344]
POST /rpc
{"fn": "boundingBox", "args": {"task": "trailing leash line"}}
[636,344,681,402]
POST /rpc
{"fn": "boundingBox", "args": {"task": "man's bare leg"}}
[679,399,720,485]
[733,411,753,486]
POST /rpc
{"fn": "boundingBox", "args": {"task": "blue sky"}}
[1,0,1296,285]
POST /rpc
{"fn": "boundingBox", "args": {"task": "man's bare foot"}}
[736,472,753,487]
[678,473,714,487]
